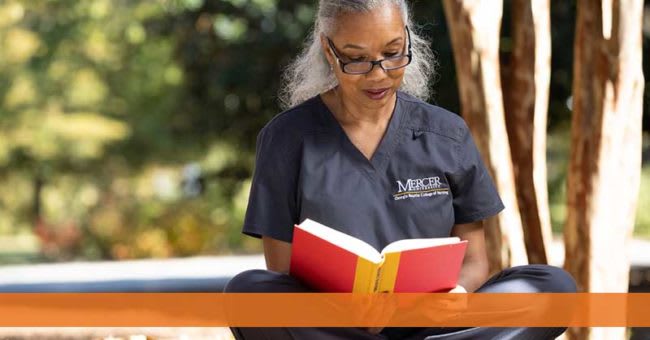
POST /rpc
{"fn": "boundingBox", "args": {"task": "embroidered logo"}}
[393,176,449,200]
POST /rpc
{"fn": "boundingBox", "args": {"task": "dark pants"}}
[223,264,576,340]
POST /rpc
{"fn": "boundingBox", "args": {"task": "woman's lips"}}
[363,88,390,100]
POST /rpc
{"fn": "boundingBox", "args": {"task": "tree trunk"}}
[565,0,644,339]
[502,0,553,264]
[443,0,528,273]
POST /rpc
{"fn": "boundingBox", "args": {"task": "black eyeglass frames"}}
[326,26,412,75]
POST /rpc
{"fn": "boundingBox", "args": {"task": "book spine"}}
[353,257,380,293]
[372,265,383,293]
[376,252,401,293]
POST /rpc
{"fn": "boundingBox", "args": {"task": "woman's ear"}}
[320,34,335,69]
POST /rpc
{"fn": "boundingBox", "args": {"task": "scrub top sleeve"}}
[241,127,298,243]
[449,125,505,224]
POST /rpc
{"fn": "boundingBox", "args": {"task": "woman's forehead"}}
[329,6,405,47]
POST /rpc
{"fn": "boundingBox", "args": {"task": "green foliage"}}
[0,0,266,261]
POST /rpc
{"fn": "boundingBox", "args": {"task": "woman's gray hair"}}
[279,0,436,109]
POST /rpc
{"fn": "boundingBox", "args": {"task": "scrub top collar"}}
[316,91,405,174]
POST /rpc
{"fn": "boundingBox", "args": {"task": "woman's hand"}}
[359,293,398,335]
[451,222,489,292]
[449,284,467,293]
[364,285,467,334]
[364,326,384,335]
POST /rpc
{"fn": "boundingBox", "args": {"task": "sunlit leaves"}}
[0,2,24,29]
[126,23,147,44]
[0,173,32,233]
[163,64,183,85]
[84,29,116,64]
[133,2,164,21]
[47,112,130,144]
[3,74,36,109]
[88,0,110,19]
[1,28,41,64]
[160,0,204,14]
[213,14,247,42]
[8,109,130,161]
[66,69,109,108]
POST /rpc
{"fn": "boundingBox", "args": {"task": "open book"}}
[289,219,468,293]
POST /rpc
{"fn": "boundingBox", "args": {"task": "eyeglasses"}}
[327,26,412,75]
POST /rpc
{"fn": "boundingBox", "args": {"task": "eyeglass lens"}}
[343,56,410,74]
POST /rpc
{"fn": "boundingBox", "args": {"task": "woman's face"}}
[321,5,407,110]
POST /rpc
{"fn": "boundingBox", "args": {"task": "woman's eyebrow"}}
[385,37,403,46]
[341,37,404,50]
[341,43,365,50]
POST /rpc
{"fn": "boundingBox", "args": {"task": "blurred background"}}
[0,0,648,265]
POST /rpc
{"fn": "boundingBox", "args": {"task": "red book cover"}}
[290,225,359,292]
[392,242,468,292]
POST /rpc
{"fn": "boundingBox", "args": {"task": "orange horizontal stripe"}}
[0,293,648,327]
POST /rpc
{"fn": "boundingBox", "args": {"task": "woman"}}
[224,0,576,339]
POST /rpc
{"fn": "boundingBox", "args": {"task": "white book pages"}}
[297,219,383,263]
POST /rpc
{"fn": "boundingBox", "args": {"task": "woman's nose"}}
[364,62,389,80]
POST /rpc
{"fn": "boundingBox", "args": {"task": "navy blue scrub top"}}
[242,91,504,251]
